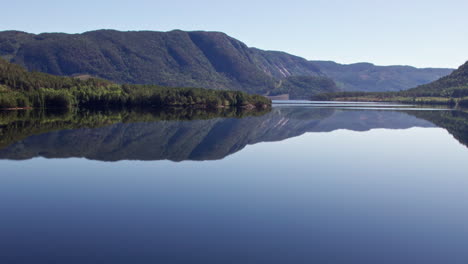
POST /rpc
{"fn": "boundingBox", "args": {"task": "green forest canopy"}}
[0,58,271,109]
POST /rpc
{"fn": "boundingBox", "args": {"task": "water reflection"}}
[1,105,468,264]
[1,106,466,161]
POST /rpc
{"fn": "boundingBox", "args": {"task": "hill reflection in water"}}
[0,105,466,162]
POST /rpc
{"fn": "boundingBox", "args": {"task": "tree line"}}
[0,58,271,109]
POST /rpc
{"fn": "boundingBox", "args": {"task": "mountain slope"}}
[0,58,271,109]
[250,49,323,79]
[0,29,453,98]
[312,61,468,106]
[311,61,453,92]
[406,61,468,95]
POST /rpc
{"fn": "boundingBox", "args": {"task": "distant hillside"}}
[406,61,468,96]
[311,61,453,92]
[313,61,468,107]
[0,29,453,98]
[251,49,323,79]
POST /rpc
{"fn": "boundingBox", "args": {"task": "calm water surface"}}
[1,103,468,263]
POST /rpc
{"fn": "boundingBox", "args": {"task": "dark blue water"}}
[1,106,467,263]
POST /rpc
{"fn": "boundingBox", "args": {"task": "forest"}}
[0,58,271,109]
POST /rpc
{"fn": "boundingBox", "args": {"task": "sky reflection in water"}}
[0,106,467,264]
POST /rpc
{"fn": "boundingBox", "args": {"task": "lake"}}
[1,102,468,263]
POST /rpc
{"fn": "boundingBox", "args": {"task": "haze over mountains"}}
[0,30,453,99]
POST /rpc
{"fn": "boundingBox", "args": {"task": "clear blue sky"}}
[3,0,467,68]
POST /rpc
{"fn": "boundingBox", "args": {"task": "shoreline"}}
[0,104,270,111]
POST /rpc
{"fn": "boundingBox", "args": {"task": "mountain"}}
[311,61,453,92]
[405,60,468,96]
[312,61,468,106]
[0,58,271,110]
[0,29,453,98]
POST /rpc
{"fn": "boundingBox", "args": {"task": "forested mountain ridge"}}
[406,60,468,96]
[0,29,453,98]
[312,60,468,107]
[0,58,271,109]
[312,61,453,92]
[0,30,317,97]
